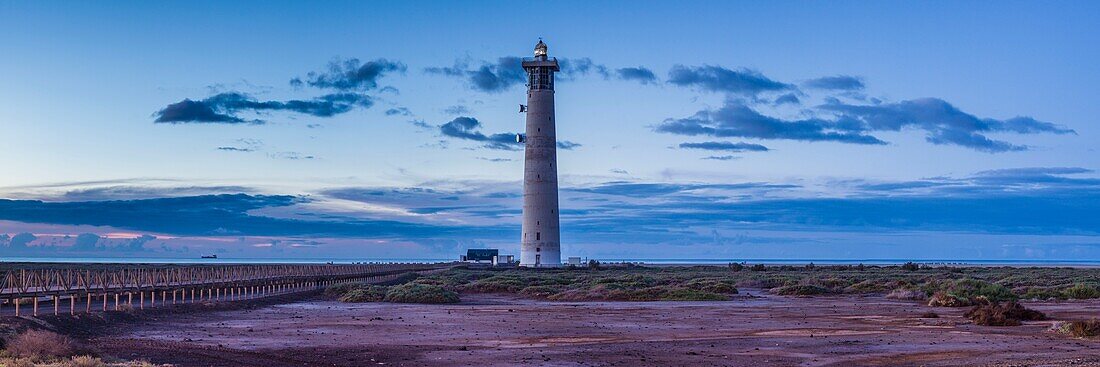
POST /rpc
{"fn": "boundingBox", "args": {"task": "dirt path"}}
[92,291,1100,366]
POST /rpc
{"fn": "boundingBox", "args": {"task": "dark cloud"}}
[679,141,769,152]
[774,93,801,105]
[72,233,102,251]
[154,98,248,123]
[9,232,36,248]
[819,98,1075,152]
[803,75,865,90]
[851,167,1100,197]
[655,101,886,145]
[126,234,157,251]
[616,67,657,85]
[667,65,794,96]
[425,57,617,93]
[59,185,255,201]
[567,182,799,198]
[154,92,373,124]
[0,194,481,238]
[657,98,1072,152]
[425,57,526,93]
[385,107,412,116]
[702,155,737,160]
[558,58,610,80]
[438,116,522,150]
[291,58,406,91]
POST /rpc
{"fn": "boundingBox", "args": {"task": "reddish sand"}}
[93,290,1100,366]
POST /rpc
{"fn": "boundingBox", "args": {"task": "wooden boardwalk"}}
[0,262,446,317]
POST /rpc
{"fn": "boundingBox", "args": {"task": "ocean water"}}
[1,256,1098,267]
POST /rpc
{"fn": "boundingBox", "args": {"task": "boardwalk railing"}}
[0,263,448,317]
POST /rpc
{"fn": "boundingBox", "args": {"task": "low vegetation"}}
[964,302,1046,326]
[325,282,459,304]
[325,264,1100,303]
[383,283,460,304]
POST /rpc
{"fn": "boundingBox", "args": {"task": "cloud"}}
[217,138,262,152]
[438,116,522,150]
[217,146,253,152]
[679,141,769,152]
[290,58,406,91]
[819,98,1075,152]
[702,155,738,160]
[477,157,513,162]
[655,101,886,145]
[616,67,657,85]
[154,92,373,124]
[610,169,629,175]
[803,75,865,90]
[667,65,794,96]
[443,105,471,115]
[557,141,581,150]
[268,152,316,160]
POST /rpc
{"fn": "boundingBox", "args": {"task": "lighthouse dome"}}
[534,40,547,57]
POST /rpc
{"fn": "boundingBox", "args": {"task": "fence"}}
[0,263,447,317]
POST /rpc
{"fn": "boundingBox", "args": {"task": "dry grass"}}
[4,330,79,359]
[886,288,926,301]
[927,291,974,307]
[67,355,107,367]
[1056,319,1100,338]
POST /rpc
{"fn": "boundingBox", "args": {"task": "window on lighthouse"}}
[536,232,541,241]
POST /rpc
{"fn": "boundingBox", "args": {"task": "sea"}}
[1,256,1099,267]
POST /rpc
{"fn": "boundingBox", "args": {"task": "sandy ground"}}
[91,290,1100,367]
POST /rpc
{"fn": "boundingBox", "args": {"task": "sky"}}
[0,1,1098,261]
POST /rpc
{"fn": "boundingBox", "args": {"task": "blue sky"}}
[0,1,1098,260]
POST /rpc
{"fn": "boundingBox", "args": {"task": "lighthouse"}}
[519,40,561,267]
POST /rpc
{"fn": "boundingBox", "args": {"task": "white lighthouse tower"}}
[519,40,561,267]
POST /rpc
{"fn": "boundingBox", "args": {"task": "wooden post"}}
[53,295,59,316]
[114,293,119,311]
[86,293,92,313]
[103,293,108,311]
[70,295,75,315]
[127,292,133,308]
[34,296,39,317]
[140,291,145,309]
[14,298,20,316]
